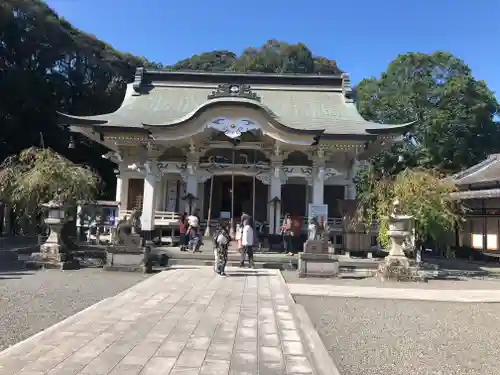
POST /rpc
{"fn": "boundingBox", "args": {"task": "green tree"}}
[169,51,237,71]
[228,40,342,74]
[356,168,464,249]
[0,147,99,233]
[0,0,160,198]
[356,52,500,175]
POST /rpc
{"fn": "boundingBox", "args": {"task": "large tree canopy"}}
[356,52,500,175]
[1,1,342,201]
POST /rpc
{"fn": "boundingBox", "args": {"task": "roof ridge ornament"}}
[341,73,354,103]
[207,83,261,102]
[133,67,144,94]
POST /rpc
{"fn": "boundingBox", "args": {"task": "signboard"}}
[309,204,328,228]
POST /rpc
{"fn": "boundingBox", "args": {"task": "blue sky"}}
[45,0,499,98]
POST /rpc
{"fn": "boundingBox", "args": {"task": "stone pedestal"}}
[303,239,328,254]
[104,234,153,273]
[298,253,339,278]
[298,239,338,277]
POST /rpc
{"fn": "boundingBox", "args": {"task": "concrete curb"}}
[277,271,342,375]
[287,283,500,303]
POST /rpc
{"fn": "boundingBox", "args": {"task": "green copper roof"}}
[58,68,413,136]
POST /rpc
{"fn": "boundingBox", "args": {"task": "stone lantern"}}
[377,199,418,281]
[29,199,78,270]
[386,199,413,267]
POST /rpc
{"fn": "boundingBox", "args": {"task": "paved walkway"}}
[0,268,336,375]
[288,283,500,302]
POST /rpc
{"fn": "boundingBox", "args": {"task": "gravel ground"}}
[0,268,150,351]
[282,269,500,289]
[296,295,500,375]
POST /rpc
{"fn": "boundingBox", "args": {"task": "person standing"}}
[237,212,249,252]
[240,218,255,268]
[282,213,293,255]
[187,210,201,252]
[179,212,188,251]
[214,221,231,276]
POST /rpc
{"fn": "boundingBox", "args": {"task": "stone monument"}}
[105,209,153,273]
[298,218,338,278]
[29,197,79,270]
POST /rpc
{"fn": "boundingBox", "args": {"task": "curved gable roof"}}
[58,69,413,137]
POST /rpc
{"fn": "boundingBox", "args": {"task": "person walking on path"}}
[214,221,231,276]
[240,217,255,268]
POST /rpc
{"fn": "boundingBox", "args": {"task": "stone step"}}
[165,257,296,270]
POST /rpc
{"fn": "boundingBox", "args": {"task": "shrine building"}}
[58,67,412,241]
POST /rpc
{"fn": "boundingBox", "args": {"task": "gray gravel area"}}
[0,268,149,351]
[296,295,500,375]
[282,269,500,289]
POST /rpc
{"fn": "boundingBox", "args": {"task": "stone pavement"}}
[288,283,500,303]
[0,268,337,375]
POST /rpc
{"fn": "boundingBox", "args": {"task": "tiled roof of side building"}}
[452,154,500,186]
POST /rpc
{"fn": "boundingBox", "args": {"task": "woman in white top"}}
[240,217,255,268]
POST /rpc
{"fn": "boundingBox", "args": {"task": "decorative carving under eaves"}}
[207,84,261,102]
[283,166,313,178]
[127,161,162,181]
[157,162,186,173]
[256,174,271,185]
[324,168,340,180]
[196,170,212,183]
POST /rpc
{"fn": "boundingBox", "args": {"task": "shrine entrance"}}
[203,175,268,223]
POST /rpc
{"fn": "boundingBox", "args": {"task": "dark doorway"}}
[324,185,345,217]
[282,184,307,217]
[204,175,268,221]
